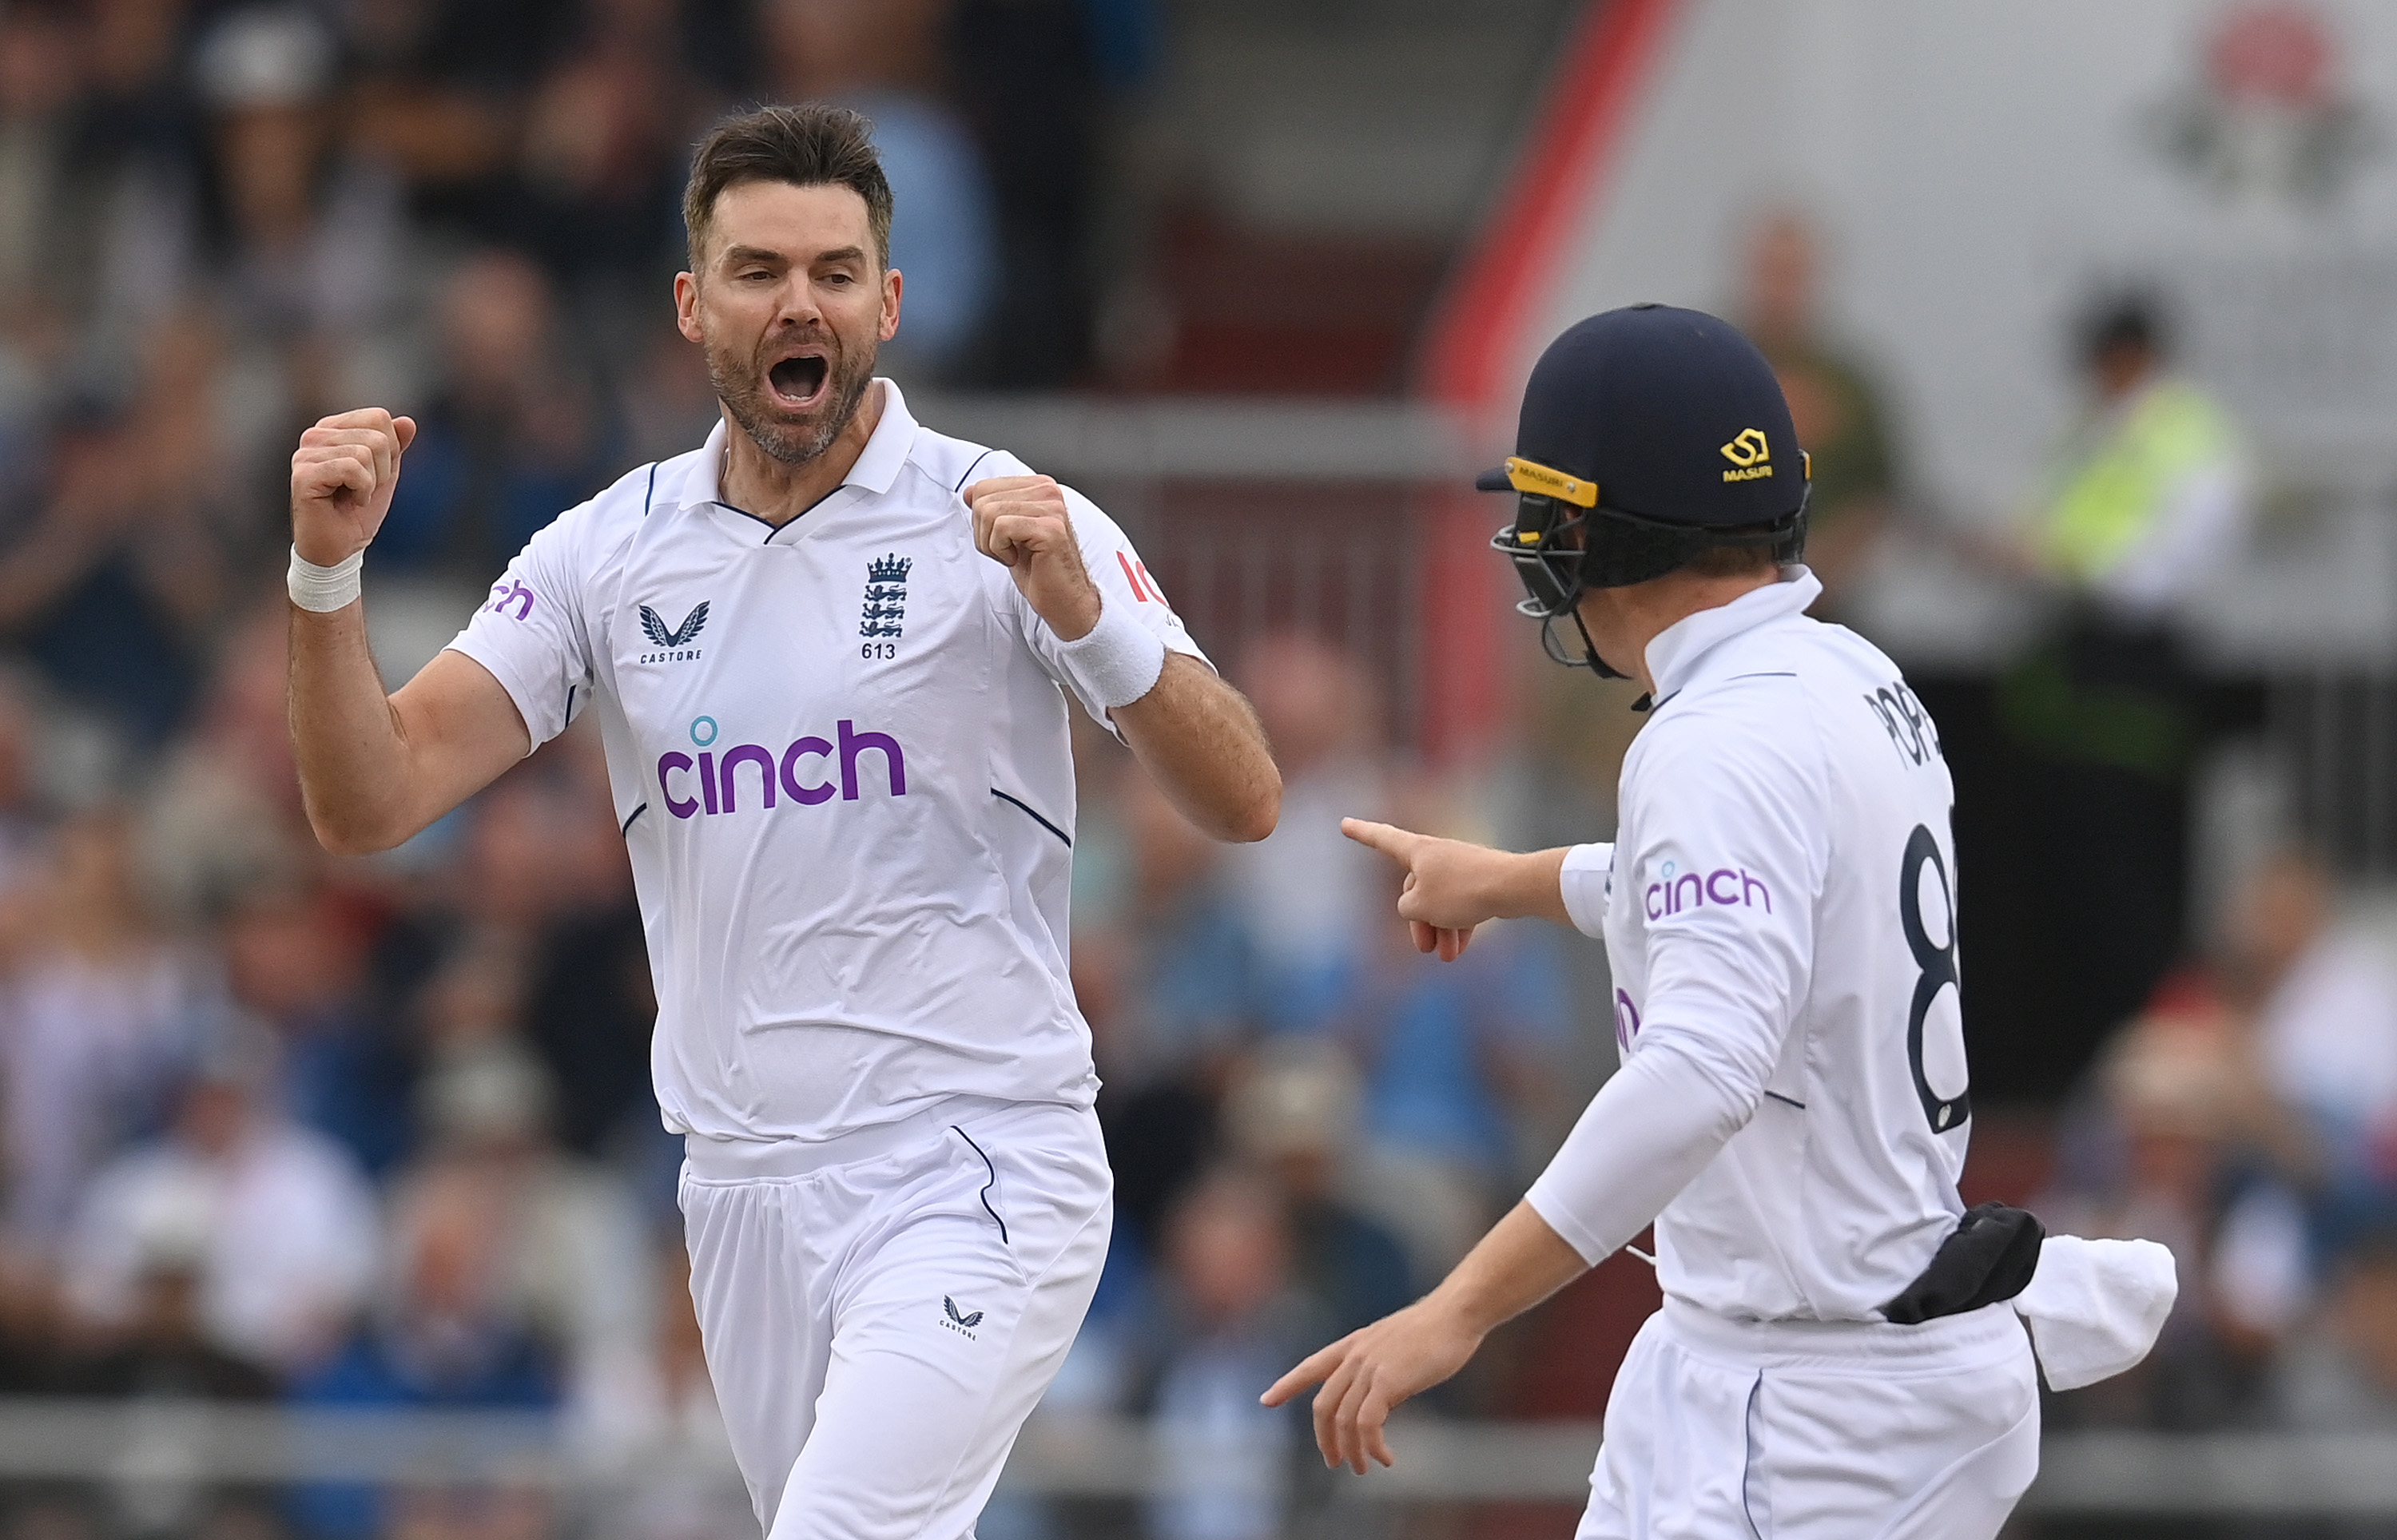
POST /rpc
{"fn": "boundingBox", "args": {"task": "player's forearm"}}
[1493,847,1574,925]
[1424,1201,1590,1339]
[1114,655,1281,843]
[1524,1039,1754,1266]
[288,602,431,855]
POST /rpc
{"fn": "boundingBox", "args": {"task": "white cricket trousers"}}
[1578,1297,2040,1540]
[679,1097,1112,1540]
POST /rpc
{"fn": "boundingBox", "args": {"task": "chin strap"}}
[1571,611,1630,683]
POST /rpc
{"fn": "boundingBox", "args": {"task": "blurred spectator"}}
[0,4,91,343]
[0,666,53,883]
[289,1072,579,1540]
[0,809,213,1245]
[2019,292,2252,625]
[142,603,316,922]
[1083,773,1265,1247]
[1222,1042,1415,1337]
[381,1030,658,1427]
[1091,774,1265,1086]
[2041,1000,2309,1428]
[0,372,228,745]
[2220,847,2397,1234]
[1220,633,1387,1035]
[515,0,714,298]
[524,894,657,1161]
[62,1031,379,1382]
[0,1244,68,1391]
[1332,849,1570,1279]
[1739,208,1898,611]
[94,4,410,430]
[347,0,552,232]
[761,0,997,378]
[299,1139,560,1413]
[613,317,721,469]
[223,880,419,1180]
[1996,292,2252,1064]
[1136,1169,1320,1540]
[375,249,618,583]
[2274,1228,2397,1434]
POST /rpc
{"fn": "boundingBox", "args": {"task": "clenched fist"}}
[965,474,1100,641]
[291,408,417,566]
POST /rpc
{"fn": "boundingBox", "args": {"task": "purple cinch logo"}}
[657,720,907,819]
[1644,859,1771,921]
[486,579,535,620]
[1613,988,1642,1054]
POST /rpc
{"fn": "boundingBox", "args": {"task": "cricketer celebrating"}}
[1266,305,2175,1539]
[286,105,1278,1540]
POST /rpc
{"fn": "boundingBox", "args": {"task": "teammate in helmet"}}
[1264,304,2176,1538]
[1488,304,1809,683]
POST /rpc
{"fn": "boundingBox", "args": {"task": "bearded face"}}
[706,312,878,467]
[677,178,899,471]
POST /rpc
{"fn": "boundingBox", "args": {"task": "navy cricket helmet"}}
[1480,304,1810,673]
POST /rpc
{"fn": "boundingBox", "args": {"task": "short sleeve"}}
[1559,842,1614,937]
[441,512,595,752]
[1019,486,1210,728]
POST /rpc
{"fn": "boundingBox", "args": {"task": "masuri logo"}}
[1719,428,1774,481]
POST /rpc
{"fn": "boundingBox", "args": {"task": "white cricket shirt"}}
[445,381,1206,1145]
[1527,568,1973,1321]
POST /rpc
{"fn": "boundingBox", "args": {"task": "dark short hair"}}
[2080,291,2168,367]
[683,104,894,270]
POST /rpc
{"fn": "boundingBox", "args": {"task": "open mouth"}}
[767,352,829,411]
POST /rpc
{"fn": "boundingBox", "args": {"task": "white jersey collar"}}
[672,378,917,514]
[1643,566,1823,702]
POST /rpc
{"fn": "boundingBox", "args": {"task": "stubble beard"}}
[709,325,878,468]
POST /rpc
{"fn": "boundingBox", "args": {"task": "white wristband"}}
[288,545,364,612]
[1055,597,1167,711]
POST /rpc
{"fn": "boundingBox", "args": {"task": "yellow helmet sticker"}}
[1720,428,1773,482]
[1504,456,1599,507]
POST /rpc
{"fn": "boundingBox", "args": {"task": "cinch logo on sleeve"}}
[1719,428,1773,482]
[655,716,907,819]
[487,580,535,620]
[1644,859,1772,920]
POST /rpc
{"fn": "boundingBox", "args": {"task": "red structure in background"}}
[1413,0,1685,766]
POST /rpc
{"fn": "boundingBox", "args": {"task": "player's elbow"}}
[303,795,411,858]
[1222,768,1281,843]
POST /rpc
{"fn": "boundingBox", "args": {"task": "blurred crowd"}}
[0,0,1131,751]
[2037,847,2397,1444]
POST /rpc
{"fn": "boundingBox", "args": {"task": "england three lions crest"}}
[861,554,911,641]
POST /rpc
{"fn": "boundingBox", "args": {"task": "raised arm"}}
[287,409,531,855]
[968,472,1279,843]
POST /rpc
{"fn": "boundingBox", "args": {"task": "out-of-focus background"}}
[0,0,2393,1534]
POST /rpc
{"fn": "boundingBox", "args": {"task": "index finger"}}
[1261,1341,1346,1407]
[1340,818,1424,862]
[962,474,1057,508]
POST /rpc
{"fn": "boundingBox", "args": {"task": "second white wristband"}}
[1055,597,1167,711]
[288,546,364,613]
